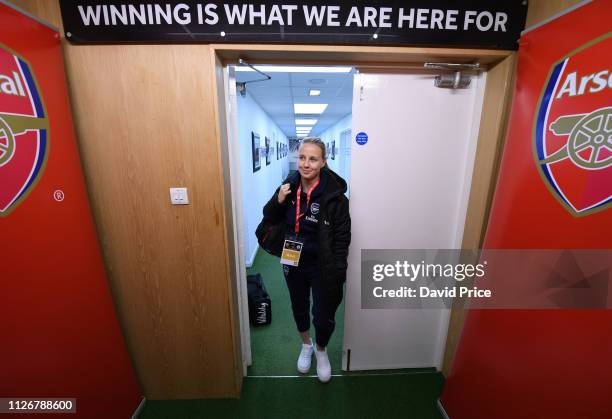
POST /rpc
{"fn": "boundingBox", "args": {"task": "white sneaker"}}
[297,340,314,373]
[315,347,331,383]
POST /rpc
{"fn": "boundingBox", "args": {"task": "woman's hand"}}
[278,183,291,204]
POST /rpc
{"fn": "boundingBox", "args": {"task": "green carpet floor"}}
[139,373,445,419]
[138,249,445,418]
[246,248,345,375]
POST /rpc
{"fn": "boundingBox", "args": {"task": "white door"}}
[342,70,486,370]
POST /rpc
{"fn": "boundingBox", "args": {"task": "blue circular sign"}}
[356,132,368,145]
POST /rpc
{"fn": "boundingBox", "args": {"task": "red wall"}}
[0,4,142,418]
[441,2,612,418]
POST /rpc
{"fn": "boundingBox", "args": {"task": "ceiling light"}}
[296,119,317,125]
[294,104,328,114]
[296,125,312,130]
[309,90,321,96]
[235,66,352,73]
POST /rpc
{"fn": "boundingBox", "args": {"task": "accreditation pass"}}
[280,239,303,266]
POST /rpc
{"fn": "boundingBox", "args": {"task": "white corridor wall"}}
[237,91,290,266]
[319,114,352,174]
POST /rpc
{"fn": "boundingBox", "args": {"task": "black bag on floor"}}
[247,273,272,326]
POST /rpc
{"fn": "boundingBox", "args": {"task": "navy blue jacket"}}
[257,167,351,305]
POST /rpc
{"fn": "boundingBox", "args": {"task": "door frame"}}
[222,65,252,375]
[209,44,517,384]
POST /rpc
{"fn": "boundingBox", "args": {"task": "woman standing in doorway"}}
[257,137,350,383]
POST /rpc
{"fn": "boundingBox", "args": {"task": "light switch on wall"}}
[170,187,189,205]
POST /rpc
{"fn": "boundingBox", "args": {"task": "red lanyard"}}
[295,178,320,235]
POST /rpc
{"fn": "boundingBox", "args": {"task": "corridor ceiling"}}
[235,65,354,139]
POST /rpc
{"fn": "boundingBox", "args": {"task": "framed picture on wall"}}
[252,132,260,172]
[331,140,336,160]
[265,137,271,165]
[289,138,299,153]
[276,141,279,160]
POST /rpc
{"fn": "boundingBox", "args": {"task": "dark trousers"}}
[283,263,340,348]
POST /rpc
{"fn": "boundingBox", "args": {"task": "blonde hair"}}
[300,137,327,160]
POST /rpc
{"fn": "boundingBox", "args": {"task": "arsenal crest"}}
[0,44,48,216]
[533,34,611,216]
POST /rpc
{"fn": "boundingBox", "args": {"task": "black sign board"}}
[60,0,528,50]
